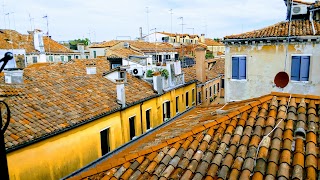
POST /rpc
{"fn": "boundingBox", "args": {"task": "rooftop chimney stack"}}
[152,71,163,94]
[116,78,126,108]
[200,34,205,43]
[195,47,206,83]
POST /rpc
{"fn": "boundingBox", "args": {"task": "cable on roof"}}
[254,94,292,168]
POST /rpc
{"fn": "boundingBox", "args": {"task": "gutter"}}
[6,80,197,153]
[223,36,320,43]
[61,105,195,180]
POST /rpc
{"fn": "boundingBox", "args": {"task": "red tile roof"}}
[106,48,143,58]
[1,59,157,150]
[129,41,176,52]
[0,29,73,53]
[202,38,224,46]
[89,40,121,48]
[224,20,320,39]
[72,92,320,180]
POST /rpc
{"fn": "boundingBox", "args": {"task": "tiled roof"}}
[202,39,224,46]
[224,20,320,39]
[157,32,199,38]
[0,29,72,53]
[129,41,176,52]
[1,59,156,150]
[106,48,143,58]
[183,58,225,83]
[89,40,122,48]
[70,92,320,180]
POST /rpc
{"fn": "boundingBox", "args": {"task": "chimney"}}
[4,68,24,84]
[116,78,126,108]
[200,34,205,43]
[195,47,206,83]
[152,71,163,94]
[77,43,85,58]
[86,63,96,74]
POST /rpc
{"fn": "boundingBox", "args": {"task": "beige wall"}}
[225,42,320,102]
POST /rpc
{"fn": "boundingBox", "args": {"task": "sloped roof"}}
[69,92,320,180]
[224,20,320,40]
[129,41,176,52]
[89,40,122,48]
[202,38,224,46]
[0,29,73,53]
[1,59,156,151]
[156,32,199,38]
[106,48,143,58]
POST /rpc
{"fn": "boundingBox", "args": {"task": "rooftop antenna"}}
[169,9,173,33]
[28,13,34,30]
[43,15,50,53]
[2,0,6,29]
[178,17,185,58]
[146,7,150,41]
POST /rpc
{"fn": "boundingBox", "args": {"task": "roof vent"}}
[4,68,24,84]
[294,128,306,139]
[124,42,130,48]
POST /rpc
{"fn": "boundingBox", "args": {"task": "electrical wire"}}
[284,0,294,72]
[254,94,292,166]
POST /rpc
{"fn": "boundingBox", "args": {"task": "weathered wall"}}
[225,42,320,102]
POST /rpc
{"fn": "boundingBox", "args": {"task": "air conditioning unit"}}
[124,42,130,48]
[292,5,308,15]
[132,67,144,77]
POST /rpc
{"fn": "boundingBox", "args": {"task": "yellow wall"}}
[7,82,196,180]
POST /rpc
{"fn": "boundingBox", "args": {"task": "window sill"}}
[290,80,311,84]
[230,79,247,82]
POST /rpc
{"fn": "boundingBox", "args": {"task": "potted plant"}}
[160,69,169,79]
[146,69,154,77]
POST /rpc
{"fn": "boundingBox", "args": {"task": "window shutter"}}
[239,57,246,79]
[291,56,301,81]
[300,56,310,81]
[232,57,239,79]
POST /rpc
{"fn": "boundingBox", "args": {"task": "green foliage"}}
[205,53,214,59]
[69,38,90,50]
[146,69,154,77]
[160,69,169,79]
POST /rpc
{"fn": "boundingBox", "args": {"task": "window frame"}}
[231,55,247,80]
[145,109,151,130]
[175,96,179,113]
[100,127,111,155]
[129,115,136,140]
[290,54,311,82]
[185,92,189,108]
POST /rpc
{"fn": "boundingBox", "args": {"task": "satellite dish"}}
[274,71,289,88]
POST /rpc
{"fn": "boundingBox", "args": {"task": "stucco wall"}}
[225,42,320,102]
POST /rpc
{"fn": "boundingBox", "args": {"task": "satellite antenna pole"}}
[178,17,185,58]
[146,7,149,41]
[2,1,6,29]
[28,13,33,30]
[169,9,173,33]
[43,15,50,53]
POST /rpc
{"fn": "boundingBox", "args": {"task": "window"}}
[291,56,310,81]
[61,56,65,62]
[186,92,189,107]
[49,56,53,62]
[100,128,110,155]
[163,101,170,121]
[68,56,72,61]
[32,56,37,63]
[192,89,195,104]
[93,51,97,58]
[198,92,202,104]
[214,85,216,94]
[129,116,136,140]
[86,56,89,59]
[221,79,225,88]
[176,96,179,113]
[232,56,246,79]
[210,87,212,97]
[146,109,151,130]
[75,56,79,59]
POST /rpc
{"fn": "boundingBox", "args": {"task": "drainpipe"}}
[140,102,144,134]
[310,11,316,35]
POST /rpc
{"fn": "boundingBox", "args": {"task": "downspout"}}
[310,11,316,35]
[140,102,143,134]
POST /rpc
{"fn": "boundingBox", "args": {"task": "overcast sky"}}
[0,0,316,42]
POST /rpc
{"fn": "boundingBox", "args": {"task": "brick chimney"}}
[200,34,205,43]
[116,78,126,108]
[195,47,206,83]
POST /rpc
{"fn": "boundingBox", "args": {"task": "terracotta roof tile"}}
[76,93,320,180]
[2,59,157,150]
[225,20,320,40]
